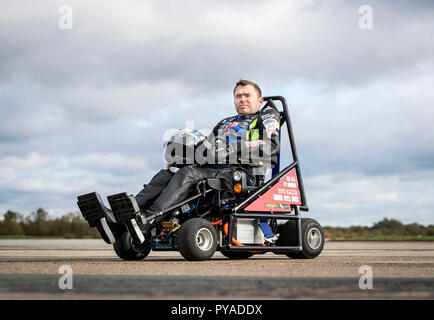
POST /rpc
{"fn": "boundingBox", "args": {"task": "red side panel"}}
[244,169,301,212]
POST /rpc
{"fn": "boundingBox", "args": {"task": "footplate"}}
[107,192,145,244]
[107,192,142,221]
[77,192,109,226]
[76,192,116,244]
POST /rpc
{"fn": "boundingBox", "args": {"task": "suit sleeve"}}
[199,109,280,167]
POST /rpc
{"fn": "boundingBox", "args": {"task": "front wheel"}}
[113,231,151,261]
[177,218,218,261]
[287,218,324,259]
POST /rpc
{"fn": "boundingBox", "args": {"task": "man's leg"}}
[134,166,214,238]
[143,166,234,230]
[146,166,219,214]
[107,169,174,244]
[135,169,174,211]
[108,166,233,244]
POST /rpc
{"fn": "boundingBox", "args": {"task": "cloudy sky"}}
[1,0,433,226]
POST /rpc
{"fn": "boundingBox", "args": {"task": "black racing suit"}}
[135,105,280,215]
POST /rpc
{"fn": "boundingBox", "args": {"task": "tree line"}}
[0,209,433,239]
[323,218,434,239]
[0,208,99,238]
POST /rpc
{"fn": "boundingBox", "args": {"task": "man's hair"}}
[233,79,262,97]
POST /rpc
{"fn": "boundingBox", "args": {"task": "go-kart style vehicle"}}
[77,96,324,261]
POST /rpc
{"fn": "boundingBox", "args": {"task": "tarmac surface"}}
[0,239,433,299]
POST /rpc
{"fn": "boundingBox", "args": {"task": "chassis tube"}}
[225,245,302,251]
[263,96,309,212]
[232,213,297,219]
[225,207,303,251]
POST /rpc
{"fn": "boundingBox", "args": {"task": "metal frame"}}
[224,96,307,253]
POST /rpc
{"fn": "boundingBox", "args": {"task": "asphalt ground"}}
[0,239,433,300]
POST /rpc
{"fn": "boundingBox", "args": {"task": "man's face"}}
[234,84,263,116]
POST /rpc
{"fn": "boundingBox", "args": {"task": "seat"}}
[251,99,283,187]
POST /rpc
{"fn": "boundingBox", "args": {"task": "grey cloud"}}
[0,1,433,226]
[1,1,433,91]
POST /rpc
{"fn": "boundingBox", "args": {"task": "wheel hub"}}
[306,227,322,250]
[196,228,213,251]
[130,237,148,253]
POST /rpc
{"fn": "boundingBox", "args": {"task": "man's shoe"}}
[77,192,117,244]
[265,233,280,244]
[107,192,147,244]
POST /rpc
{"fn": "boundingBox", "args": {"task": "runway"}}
[0,239,433,299]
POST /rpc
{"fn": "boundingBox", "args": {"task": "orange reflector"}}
[233,183,242,193]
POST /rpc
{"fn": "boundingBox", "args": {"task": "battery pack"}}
[235,218,265,244]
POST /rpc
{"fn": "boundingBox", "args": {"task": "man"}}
[77,80,280,244]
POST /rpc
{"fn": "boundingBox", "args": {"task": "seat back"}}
[249,99,283,188]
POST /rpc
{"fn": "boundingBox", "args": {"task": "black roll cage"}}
[150,96,308,253]
[224,96,307,253]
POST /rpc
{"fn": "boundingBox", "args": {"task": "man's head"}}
[233,79,264,116]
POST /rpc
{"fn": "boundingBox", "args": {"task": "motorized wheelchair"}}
[77,96,324,261]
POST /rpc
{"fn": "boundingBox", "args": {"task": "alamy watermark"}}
[359,265,373,290]
[59,5,73,30]
[359,5,373,30]
[58,265,73,290]
[162,121,275,169]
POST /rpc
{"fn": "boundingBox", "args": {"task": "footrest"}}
[107,192,141,222]
[77,192,107,227]
[107,192,145,244]
[76,192,116,244]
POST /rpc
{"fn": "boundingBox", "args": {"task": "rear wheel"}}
[113,231,151,261]
[287,218,324,259]
[177,218,218,261]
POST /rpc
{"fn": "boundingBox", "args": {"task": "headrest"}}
[261,99,279,112]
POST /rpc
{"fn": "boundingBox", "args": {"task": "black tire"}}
[287,218,324,259]
[113,231,151,261]
[221,251,254,259]
[177,218,218,261]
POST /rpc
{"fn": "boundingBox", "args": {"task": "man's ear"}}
[259,97,264,105]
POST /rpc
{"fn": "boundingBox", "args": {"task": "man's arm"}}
[204,108,280,166]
